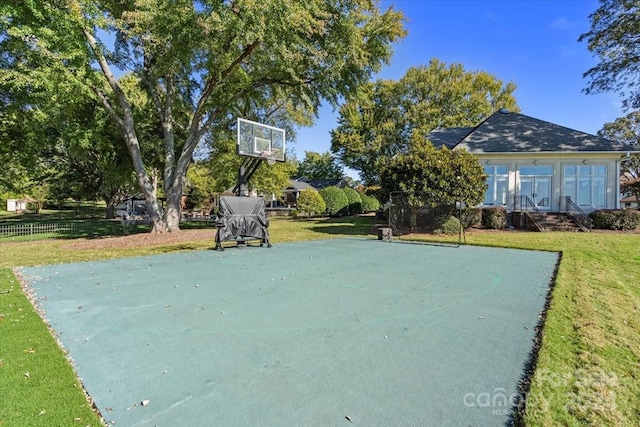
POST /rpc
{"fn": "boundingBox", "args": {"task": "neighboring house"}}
[428,109,640,214]
[283,179,316,207]
[299,177,350,190]
[115,194,149,220]
[620,173,640,208]
[621,195,638,209]
[283,177,349,207]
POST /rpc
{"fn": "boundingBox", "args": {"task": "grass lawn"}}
[1,216,639,426]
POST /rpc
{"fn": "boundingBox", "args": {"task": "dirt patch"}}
[63,229,218,251]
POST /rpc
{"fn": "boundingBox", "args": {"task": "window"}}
[563,165,607,208]
[483,166,509,206]
[520,165,553,176]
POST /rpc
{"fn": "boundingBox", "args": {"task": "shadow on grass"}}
[308,215,375,236]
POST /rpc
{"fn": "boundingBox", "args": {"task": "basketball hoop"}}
[260,150,276,165]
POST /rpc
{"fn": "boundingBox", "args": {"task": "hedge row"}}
[589,209,640,230]
[466,207,640,230]
[310,186,380,217]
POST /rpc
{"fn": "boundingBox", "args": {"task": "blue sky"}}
[293,0,622,175]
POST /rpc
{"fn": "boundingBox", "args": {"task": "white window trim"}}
[563,164,607,208]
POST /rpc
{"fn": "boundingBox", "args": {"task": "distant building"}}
[283,177,349,207]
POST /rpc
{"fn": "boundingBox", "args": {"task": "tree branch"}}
[191,39,261,132]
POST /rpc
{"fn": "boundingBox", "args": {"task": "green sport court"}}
[18,238,559,426]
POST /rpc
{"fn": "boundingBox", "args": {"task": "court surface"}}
[19,238,559,426]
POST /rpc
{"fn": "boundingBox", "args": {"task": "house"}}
[429,109,640,214]
[621,195,638,209]
[283,177,349,207]
[283,179,316,206]
[620,173,640,208]
[115,194,149,220]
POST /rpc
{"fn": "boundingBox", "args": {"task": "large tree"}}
[0,71,162,217]
[330,59,519,185]
[0,93,43,196]
[296,151,345,181]
[579,0,640,110]
[598,111,640,205]
[1,1,405,232]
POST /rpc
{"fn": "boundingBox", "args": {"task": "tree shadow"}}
[308,215,376,236]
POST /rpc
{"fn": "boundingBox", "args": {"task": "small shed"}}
[6,196,38,212]
[6,199,25,212]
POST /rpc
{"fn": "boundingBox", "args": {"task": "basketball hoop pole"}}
[234,156,264,196]
[237,163,249,197]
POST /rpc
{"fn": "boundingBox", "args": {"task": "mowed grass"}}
[0,270,104,427]
[1,217,639,426]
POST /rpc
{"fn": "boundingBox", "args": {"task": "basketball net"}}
[260,150,276,165]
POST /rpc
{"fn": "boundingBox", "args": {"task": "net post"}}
[456,201,467,246]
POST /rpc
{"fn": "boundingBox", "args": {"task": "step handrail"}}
[559,196,592,232]
[514,195,546,231]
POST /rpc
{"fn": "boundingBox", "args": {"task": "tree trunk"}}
[105,200,116,219]
[410,206,419,231]
[165,189,182,232]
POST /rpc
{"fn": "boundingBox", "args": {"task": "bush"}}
[589,209,640,230]
[481,207,507,229]
[423,204,457,229]
[296,190,326,218]
[319,186,349,216]
[361,193,380,212]
[461,208,482,229]
[434,215,461,235]
[342,187,363,215]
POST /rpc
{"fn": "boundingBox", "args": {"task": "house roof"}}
[433,110,635,154]
[298,177,348,190]
[285,180,315,191]
[426,127,474,149]
[621,172,640,186]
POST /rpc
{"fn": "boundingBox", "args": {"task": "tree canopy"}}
[598,111,640,204]
[295,151,345,181]
[1,1,405,231]
[330,59,519,185]
[296,189,326,218]
[580,0,640,110]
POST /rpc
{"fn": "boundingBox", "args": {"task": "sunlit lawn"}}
[1,217,639,426]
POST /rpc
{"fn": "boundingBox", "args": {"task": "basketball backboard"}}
[237,118,286,162]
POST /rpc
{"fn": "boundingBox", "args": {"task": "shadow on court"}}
[19,239,559,426]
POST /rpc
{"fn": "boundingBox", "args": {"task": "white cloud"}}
[552,17,576,30]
